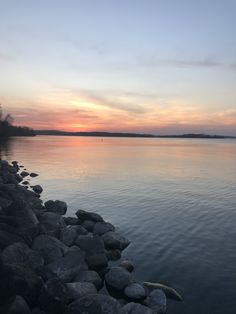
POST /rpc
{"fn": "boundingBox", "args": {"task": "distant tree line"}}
[0,105,35,138]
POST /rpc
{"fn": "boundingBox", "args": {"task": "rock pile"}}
[0,159,182,313]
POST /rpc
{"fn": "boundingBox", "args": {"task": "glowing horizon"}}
[1,1,236,135]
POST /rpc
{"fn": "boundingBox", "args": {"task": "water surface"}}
[3,136,236,314]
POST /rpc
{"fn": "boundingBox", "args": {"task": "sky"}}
[0,0,236,135]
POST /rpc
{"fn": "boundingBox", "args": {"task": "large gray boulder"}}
[66,282,97,301]
[76,209,104,222]
[102,232,130,250]
[93,221,115,235]
[32,234,68,264]
[144,289,167,314]
[124,283,146,300]
[122,302,153,314]
[105,267,134,290]
[46,248,88,282]
[65,293,122,314]
[73,270,102,289]
[2,242,44,271]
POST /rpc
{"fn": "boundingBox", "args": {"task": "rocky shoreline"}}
[0,159,182,313]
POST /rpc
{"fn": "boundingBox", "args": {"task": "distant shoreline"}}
[35,130,236,139]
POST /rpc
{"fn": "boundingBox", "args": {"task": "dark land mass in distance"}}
[35,130,236,139]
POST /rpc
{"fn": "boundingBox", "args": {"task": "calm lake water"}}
[2,135,236,314]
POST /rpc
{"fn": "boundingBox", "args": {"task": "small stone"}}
[20,171,29,177]
[32,185,43,194]
[124,283,146,300]
[30,172,38,177]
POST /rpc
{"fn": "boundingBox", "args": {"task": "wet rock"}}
[22,181,29,185]
[32,234,68,264]
[32,185,43,194]
[105,249,121,261]
[102,232,130,251]
[65,293,122,314]
[2,242,44,271]
[81,219,95,232]
[1,295,31,314]
[105,267,134,290]
[73,270,102,289]
[124,283,146,300]
[66,282,97,301]
[144,289,167,314]
[38,278,68,314]
[93,221,115,235]
[64,217,80,225]
[120,260,134,272]
[76,209,104,222]
[45,200,67,215]
[122,302,153,314]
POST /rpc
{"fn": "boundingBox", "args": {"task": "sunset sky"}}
[0,0,236,135]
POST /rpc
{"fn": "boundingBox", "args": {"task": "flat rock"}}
[32,234,68,264]
[122,302,153,314]
[102,232,130,251]
[105,267,134,290]
[76,209,104,222]
[124,283,146,300]
[65,293,122,314]
[73,270,102,289]
[93,221,115,235]
[144,289,167,314]
[66,282,97,301]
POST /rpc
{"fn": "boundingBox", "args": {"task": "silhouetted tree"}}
[0,105,35,138]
